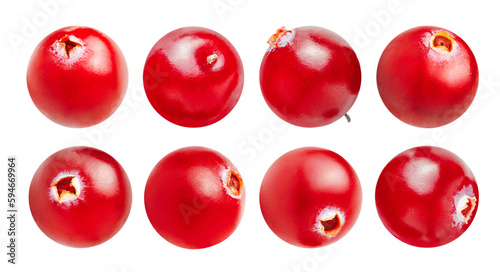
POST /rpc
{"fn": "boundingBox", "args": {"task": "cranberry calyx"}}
[267,27,293,48]
[430,31,454,54]
[460,197,477,224]
[224,170,243,198]
[320,214,342,237]
[51,175,81,203]
[58,35,82,58]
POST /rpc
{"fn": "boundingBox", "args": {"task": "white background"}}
[1,0,499,271]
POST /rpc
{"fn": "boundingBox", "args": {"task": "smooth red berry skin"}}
[143,27,244,128]
[377,26,479,128]
[144,147,245,249]
[260,26,361,127]
[376,146,479,247]
[27,26,128,128]
[260,147,362,248]
[29,147,132,248]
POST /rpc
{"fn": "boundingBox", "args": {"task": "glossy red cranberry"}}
[29,146,132,247]
[376,146,479,247]
[260,147,362,247]
[144,146,245,249]
[377,26,479,128]
[27,26,128,128]
[143,27,244,127]
[260,26,361,127]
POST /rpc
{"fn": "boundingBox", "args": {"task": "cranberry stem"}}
[207,54,218,64]
[344,114,351,123]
